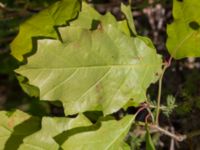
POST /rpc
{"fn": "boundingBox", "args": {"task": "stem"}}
[145,113,151,123]
[155,57,172,125]
[155,64,168,125]
[147,107,155,123]
[0,2,4,7]
[170,127,175,150]
[150,104,166,110]
[150,124,186,142]
[135,104,148,117]
[136,121,186,142]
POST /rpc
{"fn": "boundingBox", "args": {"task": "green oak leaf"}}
[16,3,162,115]
[16,26,162,115]
[13,2,130,98]
[19,114,92,150]
[167,0,200,59]
[60,115,134,150]
[0,110,41,150]
[10,0,81,61]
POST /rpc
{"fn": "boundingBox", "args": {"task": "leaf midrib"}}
[18,63,159,71]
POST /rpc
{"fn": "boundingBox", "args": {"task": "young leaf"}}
[60,115,134,150]
[163,95,177,117]
[167,0,200,59]
[10,0,81,61]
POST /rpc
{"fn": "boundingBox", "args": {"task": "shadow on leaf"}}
[4,116,41,150]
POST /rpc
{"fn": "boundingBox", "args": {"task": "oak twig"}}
[150,124,186,142]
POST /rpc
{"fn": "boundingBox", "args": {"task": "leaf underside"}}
[16,2,162,115]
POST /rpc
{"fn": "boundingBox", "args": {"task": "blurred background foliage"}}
[1,0,200,149]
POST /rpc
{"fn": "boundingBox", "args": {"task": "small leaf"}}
[10,0,81,61]
[60,115,134,150]
[163,95,177,117]
[167,0,200,59]
[145,124,155,150]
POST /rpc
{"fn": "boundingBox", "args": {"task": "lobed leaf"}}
[16,2,162,115]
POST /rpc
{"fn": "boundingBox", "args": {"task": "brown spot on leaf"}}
[97,22,103,32]
[8,118,15,128]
